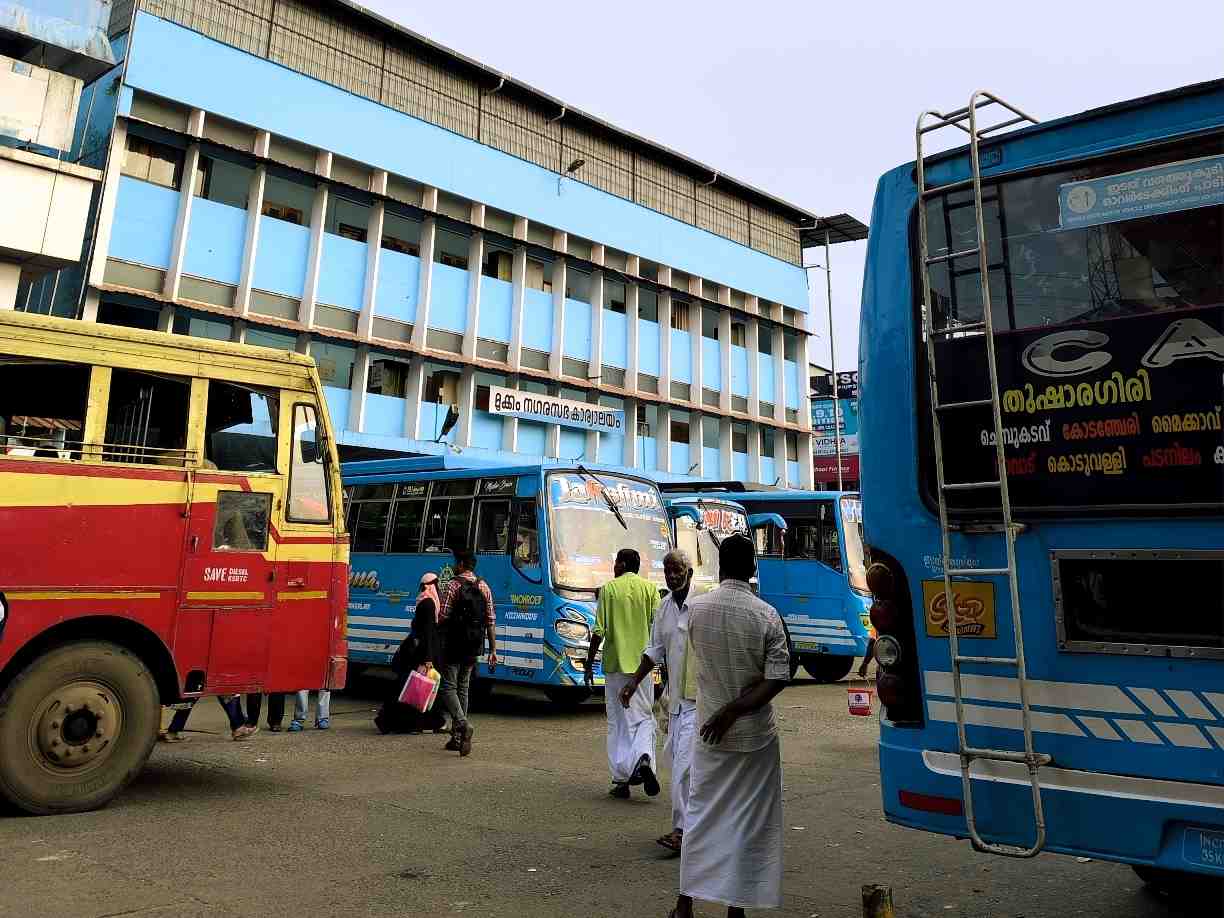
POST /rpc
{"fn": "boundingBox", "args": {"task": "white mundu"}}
[645,588,697,832]
[679,580,790,910]
[604,672,656,782]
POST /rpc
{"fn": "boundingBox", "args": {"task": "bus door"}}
[179,381,283,691]
[775,501,852,649]
[472,476,518,601]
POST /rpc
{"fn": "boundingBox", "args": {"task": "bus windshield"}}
[839,496,868,594]
[675,502,748,594]
[546,472,671,591]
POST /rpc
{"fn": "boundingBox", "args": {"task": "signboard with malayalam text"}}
[488,386,625,435]
[1059,154,1224,231]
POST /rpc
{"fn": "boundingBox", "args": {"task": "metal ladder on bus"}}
[915,92,1051,858]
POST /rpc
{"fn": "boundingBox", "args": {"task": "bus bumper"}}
[881,735,1224,877]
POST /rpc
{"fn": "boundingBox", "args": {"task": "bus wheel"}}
[0,641,160,816]
[543,686,591,710]
[802,655,855,683]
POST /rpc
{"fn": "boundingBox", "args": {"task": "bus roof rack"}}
[656,481,748,494]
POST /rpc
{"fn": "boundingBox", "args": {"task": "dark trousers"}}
[242,693,262,726]
[266,693,286,727]
[167,696,245,733]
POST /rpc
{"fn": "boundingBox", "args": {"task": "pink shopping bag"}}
[399,668,440,712]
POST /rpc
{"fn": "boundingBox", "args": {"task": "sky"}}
[362,0,1222,376]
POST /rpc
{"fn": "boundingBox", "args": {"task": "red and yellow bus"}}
[0,311,348,814]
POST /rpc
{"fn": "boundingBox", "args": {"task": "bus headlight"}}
[554,620,591,643]
[875,634,902,668]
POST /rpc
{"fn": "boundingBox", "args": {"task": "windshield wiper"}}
[576,464,628,531]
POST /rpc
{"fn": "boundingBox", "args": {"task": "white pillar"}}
[546,422,561,458]
[501,413,518,453]
[773,427,789,488]
[348,344,370,434]
[584,390,600,462]
[773,324,786,424]
[799,430,816,490]
[231,318,247,344]
[746,317,760,418]
[456,365,476,447]
[462,230,484,360]
[155,304,174,333]
[0,262,21,309]
[658,291,672,395]
[357,177,385,341]
[163,137,201,302]
[588,269,604,383]
[688,412,703,477]
[235,138,268,318]
[410,217,437,350]
[86,118,128,296]
[623,396,639,468]
[690,313,703,411]
[507,244,527,372]
[719,417,732,480]
[718,309,732,413]
[748,420,762,485]
[403,358,425,440]
[298,151,331,328]
[625,282,639,393]
[550,256,566,377]
[656,404,671,473]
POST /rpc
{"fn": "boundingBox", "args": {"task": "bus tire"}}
[802,655,855,683]
[0,640,160,816]
[544,686,591,709]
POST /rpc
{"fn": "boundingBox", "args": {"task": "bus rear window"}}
[1055,552,1224,658]
[918,132,1224,514]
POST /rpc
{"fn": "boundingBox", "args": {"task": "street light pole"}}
[824,228,844,491]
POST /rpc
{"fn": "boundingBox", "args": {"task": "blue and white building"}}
[23,0,824,487]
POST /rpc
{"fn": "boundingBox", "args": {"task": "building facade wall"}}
[53,5,818,488]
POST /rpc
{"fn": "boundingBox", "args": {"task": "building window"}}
[525,257,553,293]
[604,279,626,314]
[731,322,746,347]
[382,211,421,256]
[121,136,183,189]
[310,340,357,388]
[424,367,461,404]
[483,243,513,281]
[759,329,774,356]
[638,287,658,322]
[435,228,470,270]
[636,403,654,437]
[194,155,253,209]
[671,300,690,331]
[670,416,690,444]
[702,416,720,449]
[566,267,591,303]
[325,195,371,241]
[760,425,776,455]
[786,430,799,461]
[784,329,801,362]
[701,308,719,340]
[731,421,748,453]
[262,173,315,226]
[367,359,408,397]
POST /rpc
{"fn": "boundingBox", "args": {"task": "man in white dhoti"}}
[586,548,661,799]
[621,548,697,853]
[671,534,789,918]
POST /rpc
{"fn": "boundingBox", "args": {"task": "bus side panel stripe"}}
[1128,687,1178,718]
[924,670,1144,715]
[926,699,1085,737]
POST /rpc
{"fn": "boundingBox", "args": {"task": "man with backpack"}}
[437,548,497,757]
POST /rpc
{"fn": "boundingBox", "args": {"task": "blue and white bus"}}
[860,80,1223,894]
[342,457,672,706]
[660,484,871,682]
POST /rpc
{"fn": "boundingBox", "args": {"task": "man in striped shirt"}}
[438,548,498,757]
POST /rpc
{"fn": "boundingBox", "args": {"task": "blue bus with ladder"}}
[342,456,673,707]
[659,483,871,682]
[859,80,1223,896]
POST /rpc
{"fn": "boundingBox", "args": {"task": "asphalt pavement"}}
[0,672,1199,918]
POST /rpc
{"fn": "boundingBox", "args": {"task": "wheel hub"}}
[35,682,121,770]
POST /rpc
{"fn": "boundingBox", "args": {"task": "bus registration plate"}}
[1183,827,1224,871]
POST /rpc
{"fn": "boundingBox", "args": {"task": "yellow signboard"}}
[921,580,997,639]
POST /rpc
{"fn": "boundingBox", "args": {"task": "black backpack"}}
[446,577,488,659]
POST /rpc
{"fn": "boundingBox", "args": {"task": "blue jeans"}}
[439,663,472,728]
[294,690,331,724]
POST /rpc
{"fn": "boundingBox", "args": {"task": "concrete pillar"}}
[748,420,762,485]
[80,289,100,321]
[690,312,703,411]
[456,365,476,447]
[348,344,370,434]
[718,309,732,413]
[588,269,604,383]
[625,282,639,393]
[501,413,518,453]
[550,256,566,377]
[155,304,175,333]
[231,318,247,344]
[773,325,786,424]
[163,139,201,302]
[774,426,789,488]
[421,185,438,213]
[800,336,814,433]
[513,215,528,242]
[799,430,815,490]
[462,230,484,360]
[235,150,268,317]
[298,149,332,328]
[746,317,760,418]
[658,291,672,395]
[584,390,601,462]
[656,404,671,473]
[410,217,437,350]
[507,245,527,372]
[623,396,639,469]
[86,118,128,294]
[688,411,703,477]
[357,178,385,341]
[403,358,426,440]
[546,422,561,459]
[719,416,733,480]
[0,262,21,309]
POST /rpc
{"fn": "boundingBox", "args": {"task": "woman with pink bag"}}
[374,572,447,735]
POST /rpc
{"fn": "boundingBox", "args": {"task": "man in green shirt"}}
[586,548,661,799]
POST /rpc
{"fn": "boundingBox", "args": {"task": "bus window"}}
[287,404,330,523]
[388,483,428,553]
[0,357,89,458]
[784,505,842,571]
[213,491,272,551]
[839,496,868,594]
[511,500,540,571]
[475,499,512,554]
[104,368,191,466]
[423,482,474,553]
[754,524,783,557]
[205,382,279,473]
[351,500,391,552]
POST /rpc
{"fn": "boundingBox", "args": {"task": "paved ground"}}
[0,672,1203,918]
